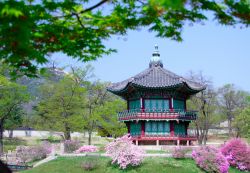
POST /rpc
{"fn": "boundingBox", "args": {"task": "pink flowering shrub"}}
[75,145,98,153]
[64,140,81,153]
[16,142,52,164]
[192,146,229,173]
[105,134,145,169]
[172,147,190,159]
[220,138,250,171]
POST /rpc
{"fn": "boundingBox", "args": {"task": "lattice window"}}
[145,121,170,136]
[129,99,140,110]
[144,99,169,112]
[130,122,141,136]
[173,99,185,110]
[174,123,186,136]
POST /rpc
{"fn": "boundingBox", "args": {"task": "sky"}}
[51,18,250,92]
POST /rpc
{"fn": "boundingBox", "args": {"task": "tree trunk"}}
[64,124,71,140]
[203,129,208,145]
[0,119,4,154]
[228,118,232,137]
[195,123,203,145]
[88,131,92,145]
[8,130,13,138]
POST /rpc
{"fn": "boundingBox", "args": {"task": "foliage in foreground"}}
[1,0,250,77]
[221,138,250,171]
[192,146,229,173]
[105,134,145,169]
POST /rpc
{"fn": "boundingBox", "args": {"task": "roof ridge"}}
[133,67,152,80]
[159,66,181,80]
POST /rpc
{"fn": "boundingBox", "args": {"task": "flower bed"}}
[75,145,98,153]
[220,138,250,171]
[192,146,229,173]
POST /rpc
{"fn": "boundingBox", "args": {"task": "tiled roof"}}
[108,45,205,95]
[107,64,205,93]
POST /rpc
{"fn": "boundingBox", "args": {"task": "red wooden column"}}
[170,121,174,137]
[141,121,145,137]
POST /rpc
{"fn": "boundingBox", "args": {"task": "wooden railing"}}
[118,109,197,121]
[131,134,197,141]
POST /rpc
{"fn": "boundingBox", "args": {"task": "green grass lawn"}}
[21,157,247,173]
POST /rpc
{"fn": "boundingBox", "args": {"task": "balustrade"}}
[118,109,197,121]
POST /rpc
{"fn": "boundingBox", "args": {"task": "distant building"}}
[108,45,205,146]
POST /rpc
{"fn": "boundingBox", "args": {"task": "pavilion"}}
[108,45,205,146]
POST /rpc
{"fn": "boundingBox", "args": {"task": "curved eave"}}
[107,82,132,96]
[107,81,205,97]
[182,82,206,94]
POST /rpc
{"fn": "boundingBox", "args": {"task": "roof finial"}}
[149,44,163,68]
[155,44,158,51]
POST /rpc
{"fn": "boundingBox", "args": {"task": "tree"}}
[0,0,249,77]
[82,81,110,145]
[187,72,217,145]
[233,106,250,138]
[97,97,127,138]
[218,84,249,137]
[0,75,29,153]
[4,106,23,138]
[69,66,125,143]
[35,76,86,140]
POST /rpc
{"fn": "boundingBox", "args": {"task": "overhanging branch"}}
[80,0,108,14]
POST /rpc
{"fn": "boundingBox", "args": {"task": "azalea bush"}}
[64,140,81,153]
[75,145,98,153]
[220,138,250,171]
[16,142,51,164]
[81,157,99,171]
[172,147,190,159]
[192,146,229,173]
[105,134,145,169]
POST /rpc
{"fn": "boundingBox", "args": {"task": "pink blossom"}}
[75,145,98,153]
[105,134,145,169]
[192,146,229,173]
[220,138,250,171]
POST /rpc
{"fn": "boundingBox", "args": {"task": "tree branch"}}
[72,13,85,28]
[80,0,108,14]
[55,0,108,18]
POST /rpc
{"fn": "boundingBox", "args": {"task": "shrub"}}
[64,140,81,153]
[220,138,250,171]
[16,142,51,164]
[172,147,190,159]
[46,135,61,143]
[75,145,98,153]
[105,134,145,169]
[81,157,98,171]
[192,146,229,173]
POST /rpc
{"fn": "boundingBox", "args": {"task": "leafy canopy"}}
[0,0,249,77]
[0,75,29,120]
